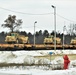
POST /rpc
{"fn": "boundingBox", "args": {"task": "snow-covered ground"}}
[0,68,76,75]
[0,50,76,75]
[0,50,76,64]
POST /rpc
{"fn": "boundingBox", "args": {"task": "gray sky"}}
[0,0,76,33]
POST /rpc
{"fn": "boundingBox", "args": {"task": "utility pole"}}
[34,21,37,46]
[51,5,56,50]
[63,25,66,50]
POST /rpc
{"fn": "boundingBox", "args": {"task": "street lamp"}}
[63,25,66,50]
[34,21,37,46]
[51,5,56,50]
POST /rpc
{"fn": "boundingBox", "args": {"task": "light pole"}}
[51,5,56,50]
[63,25,66,50]
[34,21,37,46]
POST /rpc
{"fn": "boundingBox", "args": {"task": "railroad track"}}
[0,44,76,50]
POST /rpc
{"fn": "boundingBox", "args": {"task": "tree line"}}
[0,30,74,44]
[0,15,76,44]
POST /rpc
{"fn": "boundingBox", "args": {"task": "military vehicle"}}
[44,35,61,44]
[5,33,29,44]
[70,37,76,45]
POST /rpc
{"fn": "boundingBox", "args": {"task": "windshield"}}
[11,33,16,36]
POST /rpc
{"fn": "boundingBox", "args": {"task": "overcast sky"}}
[0,0,76,33]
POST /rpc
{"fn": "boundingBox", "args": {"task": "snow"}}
[0,50,75,64]
[0,68,76,75]
[0,50,76,75]
[0,51,51,64]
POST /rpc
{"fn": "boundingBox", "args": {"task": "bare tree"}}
[68,24,76,35]
[1,15,23,32]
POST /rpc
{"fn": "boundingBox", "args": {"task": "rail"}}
[0,44,75,50]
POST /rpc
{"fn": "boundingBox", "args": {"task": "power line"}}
[0,7,76,23]
[0,7,52,15]
[57,14,76,23]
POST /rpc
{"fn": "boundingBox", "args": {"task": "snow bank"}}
[69,60,76,68]
[0,50,76,70]
[0,50,76,75]
[49,57,64,69]
[0,52,16,63]
[13,51,43,56]
[0,51,50,64]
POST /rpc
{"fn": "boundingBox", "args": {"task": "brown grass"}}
[34,54,76,60]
